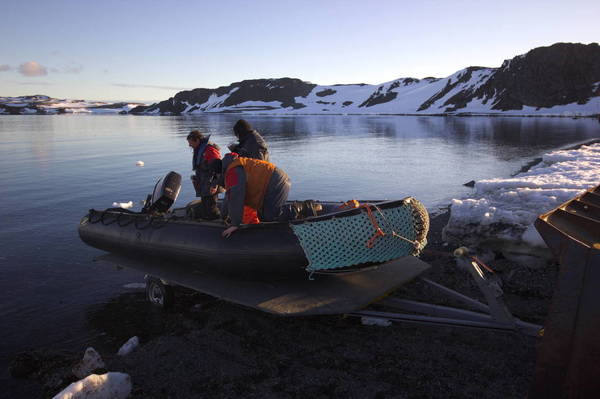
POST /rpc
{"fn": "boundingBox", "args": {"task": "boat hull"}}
[79,198,429,279]
[79,211,308,279]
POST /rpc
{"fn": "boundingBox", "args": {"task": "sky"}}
[0,0,598,102]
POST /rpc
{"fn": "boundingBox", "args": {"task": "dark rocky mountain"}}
[472,42,600,111]
[4,43,599,116]
[129,42,599,116]
[131,78,316,114]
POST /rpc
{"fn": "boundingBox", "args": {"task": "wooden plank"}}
[94,254,430,316]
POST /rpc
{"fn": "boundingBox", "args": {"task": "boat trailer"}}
[349,250,541,336]
[96,250,542,337]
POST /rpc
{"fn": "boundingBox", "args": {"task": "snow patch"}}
[444,143,600,246]
[123,283,146,289]
[521,224,546,247]
[117,336,139,356]
[112,201,133,209]
[361,317,392,327]
[0,95,145,114]
[52,372,131,399]
[72,347,105,380]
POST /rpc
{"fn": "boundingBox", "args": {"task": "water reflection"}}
[167,114,600,148]
[155,114,599,206]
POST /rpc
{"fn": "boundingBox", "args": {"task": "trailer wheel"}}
[145,277,174,309]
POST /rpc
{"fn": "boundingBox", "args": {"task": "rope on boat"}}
[100,210,118,225]
[117,212,135,227]
[87,209,177,230]
[134,215,153,230]
[359,203,419,249]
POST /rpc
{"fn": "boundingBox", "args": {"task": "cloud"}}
[14,81,54,86]
[48,64,83,74]
[18,61,48,77]
[113,83,189,91]
[63,65,83,74]
[46,50,84,73]
[0,64,11,71]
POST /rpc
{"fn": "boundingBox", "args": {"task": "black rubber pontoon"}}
[79,198,427,279]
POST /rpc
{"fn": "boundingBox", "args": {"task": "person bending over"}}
[187,130,221,220]
[220,153,290,237]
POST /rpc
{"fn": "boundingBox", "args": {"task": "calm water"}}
[0,114,598,374]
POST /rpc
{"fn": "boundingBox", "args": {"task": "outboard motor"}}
[142,171,182,214]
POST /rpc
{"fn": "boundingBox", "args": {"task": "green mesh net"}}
[290,198,429,272]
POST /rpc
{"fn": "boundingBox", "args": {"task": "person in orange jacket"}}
[220,153,290,237]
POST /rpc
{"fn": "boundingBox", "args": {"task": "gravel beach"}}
[6,209,559,399]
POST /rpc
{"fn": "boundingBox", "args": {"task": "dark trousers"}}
[199,195,220,220]
[261,171,291,222]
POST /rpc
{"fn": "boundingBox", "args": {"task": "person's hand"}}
[222,226,239,238]
[209,186,218,195]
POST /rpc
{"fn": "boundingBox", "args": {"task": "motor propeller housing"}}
[142,171,182,214]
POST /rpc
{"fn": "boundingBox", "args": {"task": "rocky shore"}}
[6,210,558,399]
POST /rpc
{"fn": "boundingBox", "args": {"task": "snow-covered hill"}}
[0,95,143,115]
[3,43,599,117]
[131,42,600,117]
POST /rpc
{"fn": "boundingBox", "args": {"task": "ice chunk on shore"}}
[444,142,600,246]
[52,372,131,399]
[123,283,146,289]
[117,336,139,356]
[361,317,392,327]
[112,201,133,209]
[72,347,105,380]
[521,224,547,248]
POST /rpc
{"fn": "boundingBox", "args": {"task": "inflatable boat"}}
[78,172,429,279]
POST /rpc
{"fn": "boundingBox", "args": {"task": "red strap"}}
[471,256,495,273]
[359,204,386,249]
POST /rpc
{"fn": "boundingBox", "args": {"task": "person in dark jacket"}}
[228,119,270,162]
[220,153,290,238]
[187,130,221,220]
